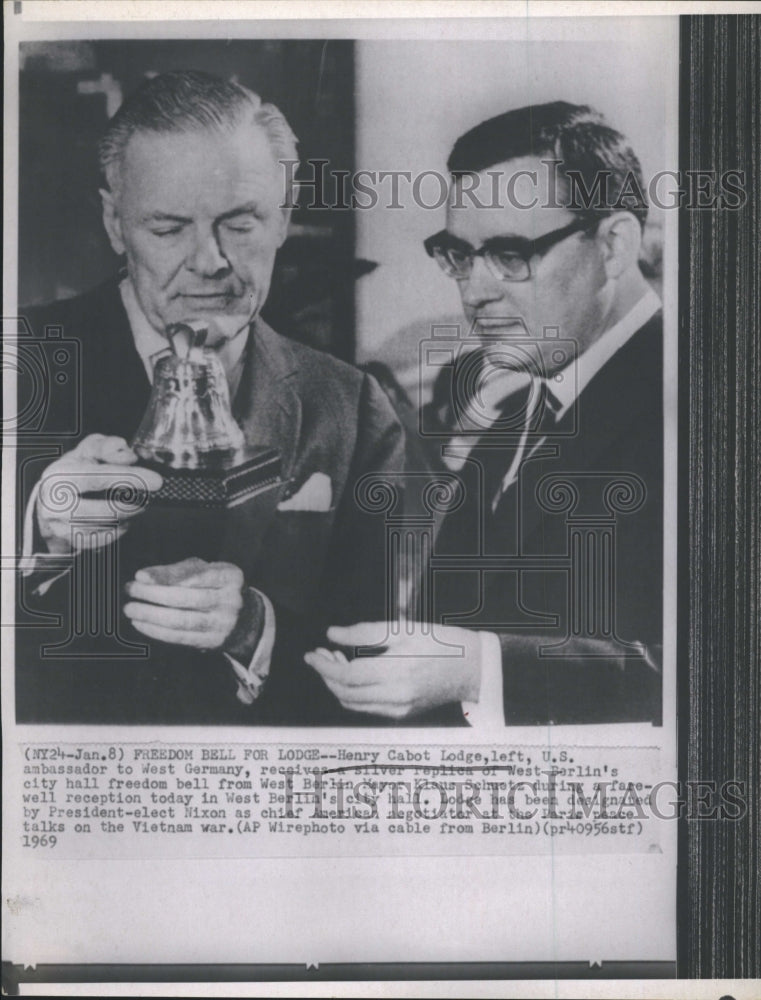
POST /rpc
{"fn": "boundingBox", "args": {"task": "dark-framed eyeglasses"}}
[423,219,595,283]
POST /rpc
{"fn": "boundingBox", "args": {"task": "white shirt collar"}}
[119,278,251,382]
[550,286,662,419]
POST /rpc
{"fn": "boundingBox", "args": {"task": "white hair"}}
[98,69,299,202]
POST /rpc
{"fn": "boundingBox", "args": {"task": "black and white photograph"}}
[2,2,758,997]
[13,33,669,730]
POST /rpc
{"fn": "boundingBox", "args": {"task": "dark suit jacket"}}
[15,279,405,725]
[431,313,664,725]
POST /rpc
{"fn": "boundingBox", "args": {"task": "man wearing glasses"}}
[307,101,663,727]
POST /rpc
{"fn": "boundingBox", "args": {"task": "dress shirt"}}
[461,287,662,728]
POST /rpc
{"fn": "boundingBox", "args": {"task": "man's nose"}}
[186,227,231,277]
[459,256,506,309]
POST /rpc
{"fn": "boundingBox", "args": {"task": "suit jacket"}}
[431,313,664,725]
[15,279,405,725]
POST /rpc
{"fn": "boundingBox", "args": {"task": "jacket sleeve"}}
[496,632,662,725]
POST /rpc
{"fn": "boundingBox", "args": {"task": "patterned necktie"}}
[490,378,561,512]
[491,379,554,514]
[148,347,172,377]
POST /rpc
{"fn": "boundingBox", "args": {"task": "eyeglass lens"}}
[434,245,530,282]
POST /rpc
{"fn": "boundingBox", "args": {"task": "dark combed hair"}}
[98,69,298,194]
[447,101,648,228]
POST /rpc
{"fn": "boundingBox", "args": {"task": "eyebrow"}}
[441,231,531,251]
[217,203,264,222]
[141,203,264,225]
[142,212,192,224]
[481,234,533,250]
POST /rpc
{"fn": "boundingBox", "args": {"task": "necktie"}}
[442,362,537,472]
[490,377,557,512]
[148,347,172,377]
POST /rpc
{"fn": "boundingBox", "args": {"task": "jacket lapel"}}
[233,317,302,487]
[492,312,663,544]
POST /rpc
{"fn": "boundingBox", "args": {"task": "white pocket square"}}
[277,472,332,512]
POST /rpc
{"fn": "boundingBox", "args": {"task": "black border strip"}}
[0,961,677,994]
[677,12,761,981]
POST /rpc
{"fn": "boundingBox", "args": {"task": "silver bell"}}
[132,321,244,470]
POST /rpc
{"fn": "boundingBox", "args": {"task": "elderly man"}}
[16,70,403,725]
[307,101,663,727]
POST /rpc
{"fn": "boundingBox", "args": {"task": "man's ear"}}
[596,212,643,280]
[275,177,299,248]
[277,204,293,248]
[100,188,126,256]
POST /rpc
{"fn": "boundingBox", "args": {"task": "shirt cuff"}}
[21,479,71,595]
[461,631,506,728]
[224,588,276,705]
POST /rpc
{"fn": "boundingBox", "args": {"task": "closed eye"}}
[221,218,259,234]
[150,226,184,237]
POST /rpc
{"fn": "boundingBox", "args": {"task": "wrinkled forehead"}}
[115,119,282,198]
[446,155,574,240]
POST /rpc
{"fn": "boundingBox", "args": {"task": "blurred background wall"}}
[354,32,670,405]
